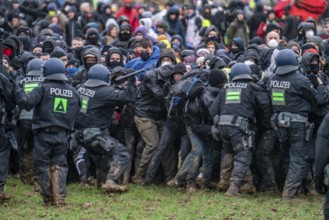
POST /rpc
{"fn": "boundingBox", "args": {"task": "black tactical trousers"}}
[145,121,191,183]
[18,120,35,184]
[33,130,69,204]
[324,190,329,220]
[81,129,130,186]
[282,122,308,197]
[255,129,278,191]
[0,126,10,191]
[219,126,252,187]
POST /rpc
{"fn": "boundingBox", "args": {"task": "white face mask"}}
[244,60,255,66]
[161,61,171,67]
[306,30,314,38]
[268,39,278,48]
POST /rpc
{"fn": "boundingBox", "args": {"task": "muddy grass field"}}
[0,177,324,220]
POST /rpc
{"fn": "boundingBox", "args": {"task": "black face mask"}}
[88,37,98,45]
[140,51,150,61]
[120,32,130,41]
[230,48,239,53]
[85,62,96,70]
[208,36,218,43]
[310,63,319,74]
[306,74,319,88]
[109,61,121,69]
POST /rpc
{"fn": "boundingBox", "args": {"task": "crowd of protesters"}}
[1,0,329,216]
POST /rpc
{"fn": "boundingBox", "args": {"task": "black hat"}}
[209,69,228,87]
[67,58,80,67]
[173,62,186,75]
[50,50,66,59]
[157,49,177,67]
[67,6,77,13]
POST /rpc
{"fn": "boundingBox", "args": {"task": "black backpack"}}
[167,75,204,118]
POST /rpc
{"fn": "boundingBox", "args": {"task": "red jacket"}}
[115,7,139,32]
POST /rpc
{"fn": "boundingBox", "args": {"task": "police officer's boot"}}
[217,153,233,191]
[50,166,66,206]
[225,182,240,197]
[0,186,11,201]
[20,151,34,185]
[96,170,107,188]
[239,169,256,194]
[101,179,128,193]
[301,170,318,196]
[282,186,297,200]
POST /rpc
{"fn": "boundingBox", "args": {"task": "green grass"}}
[0,177,324,220]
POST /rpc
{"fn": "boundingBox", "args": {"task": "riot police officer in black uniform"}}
[75,64,136,194]
[16,58,81,206]
[268,49,317,199]
[214,63,271,197]
[314,113,329,220]
[0,69,15,200]
[17,59,44,186]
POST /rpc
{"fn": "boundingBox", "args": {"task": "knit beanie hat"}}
[173,62,186,75]
[209,69,228,87]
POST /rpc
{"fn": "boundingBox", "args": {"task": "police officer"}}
[314,113,329,220]
[0,69,15,200]
[75,64,136,194]
[16,58,81,206]
[268,49,317,199]
[17,59,44,186]
[214,63,271,196]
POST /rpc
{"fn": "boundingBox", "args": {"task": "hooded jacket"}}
[301,52,320,74]
[42,39,57,54]
[73,46,101,86]
[115,4,139,31]
[106,47,124,69]
[215,49,231,65]
[229,37,245,61]
[125,45,161,80]
[111,24,132,49]
[4,35,21,61]
[103,23,118,45]
[225,16,249,48]
[139,18,158,39]
[155,49,177,67]
[243,44,260,64]
[134,26,147,38]
[134,65,174,120]
[165,7,186,46]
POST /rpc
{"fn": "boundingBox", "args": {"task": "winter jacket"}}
[225,19,249,48]
[125,46,161,80]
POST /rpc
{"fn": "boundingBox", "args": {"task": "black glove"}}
[306,74,319,88]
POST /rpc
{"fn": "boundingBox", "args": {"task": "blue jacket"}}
[125,46,160,80]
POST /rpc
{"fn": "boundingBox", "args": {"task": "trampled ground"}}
[0,177,324,220]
